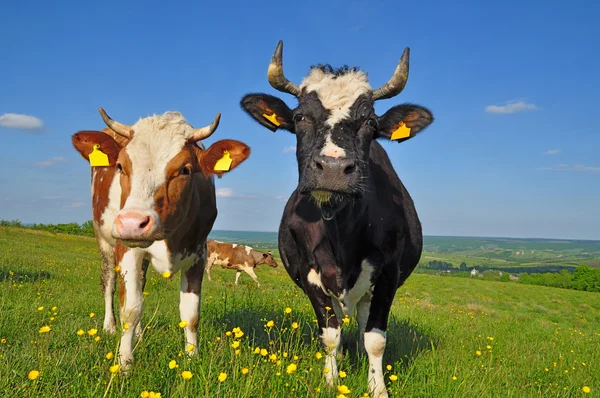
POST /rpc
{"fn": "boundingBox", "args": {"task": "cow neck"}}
[321,197,367,263]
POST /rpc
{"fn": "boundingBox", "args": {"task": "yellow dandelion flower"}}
[216,337,221,341]
[225,331,232,337]
[28,370,40,380]
[583,386,591,393]
[218,372,227,382]
[286,363,297,374]
[1,338,6,344]
[337,395,347,398]
[109,364,120,374]
[452,376,457,380]
[88,328,98,336]
[187,344,194,352]
[254,347,261,354]
[162,271,171,279]
[338,385,351,394]
[123,323,129,330]
[389,374,398,381]
[90,312,95,318]
[235,349,240,355]
[339,370,347,378]
[181,371,193,380]
[544,367,549,371]
[231,341,240,349]
[51,306,57,311]
[325,306,332,311]
[37,306,44,311]
[324,367,330,374]
[291,322,299,329]
[77,329,84,336]
[315,352,323,359]
[266,320,275,328]
[475,350,482,356]
[141,391,149,398]
[342,315,350,324]
[143,292,149,296]
[269,353,277,361]
[260,348,268,356]
[178,320,188,328]
[106,352,114,360]
[386,364,392,370]
[39,326,51,333]
[293,355,299,360]
[169,360,178,369]
[241,367,249,374]
[114,265,121,272]
[285,307,292,314]
[234,330,244,338]
[49,317,55,321]
[486,345,492,350]
[95,336,101,342]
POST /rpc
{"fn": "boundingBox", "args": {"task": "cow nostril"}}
[139,217,150,229]
[344,164,356,175]
[315,161,324,171]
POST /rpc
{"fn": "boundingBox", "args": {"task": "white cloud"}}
[283,145,297,154]
[274,195,286,201]
[0,113,44,130]
[544,149,560,155]
[32,157,68,167]
[485,101,539,114]
[538,164,600,173]
[216,188,233,197]
[63,202,85,208]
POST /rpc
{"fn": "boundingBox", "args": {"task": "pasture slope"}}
[0,226,598,397]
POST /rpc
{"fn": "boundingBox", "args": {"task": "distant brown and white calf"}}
[72,108,250,369]
[206,240,278,287]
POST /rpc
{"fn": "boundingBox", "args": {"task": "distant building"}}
[470,269,479,277]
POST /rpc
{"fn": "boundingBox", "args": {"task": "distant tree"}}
[459,262,467,272]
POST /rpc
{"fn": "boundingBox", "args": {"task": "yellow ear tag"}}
[390,122,411,140]
[262,112,281,126]
[89,144,109,167]
[214,150,233,172]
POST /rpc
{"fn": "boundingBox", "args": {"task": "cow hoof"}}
[103,324,117,335]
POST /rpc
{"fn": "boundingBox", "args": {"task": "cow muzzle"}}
[304,155,360,199]
[113,210,157,248]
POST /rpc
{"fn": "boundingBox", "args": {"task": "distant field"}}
[1,227,598,397]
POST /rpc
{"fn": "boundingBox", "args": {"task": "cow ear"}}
[263,253,268,258]
[377,104,434,143]
[240,93,294,133]
[196,139,251,177]
[72,131,121,166]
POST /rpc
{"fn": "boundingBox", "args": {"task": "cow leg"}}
[356,294,371,355]
[363,280,396,398]
[117,247,145,369]
[235,270,242,285]
[244,267,261,288]
[206,258,214,281]
[306,286,340,386]
[99,242,117,334]
[179,251,205,356]
[135,259,150,341]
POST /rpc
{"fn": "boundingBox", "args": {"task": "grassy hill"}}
[0,226,598,397]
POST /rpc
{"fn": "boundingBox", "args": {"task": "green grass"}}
[1,227,599,397]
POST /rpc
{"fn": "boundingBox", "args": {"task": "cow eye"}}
[180,166,191,176]
[294,114,304,123]
[366,118,377,129]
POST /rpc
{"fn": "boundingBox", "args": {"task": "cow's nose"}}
[313,155,357,176]
[114,211,155,240]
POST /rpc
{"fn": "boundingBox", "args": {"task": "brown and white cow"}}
[72,108,250,368]
[205,240,278,287]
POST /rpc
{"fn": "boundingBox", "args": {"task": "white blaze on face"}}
[120,112,198,218]
[300,69,371,158]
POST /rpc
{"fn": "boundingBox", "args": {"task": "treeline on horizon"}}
[1,219,95,237]
[419,260,600,293]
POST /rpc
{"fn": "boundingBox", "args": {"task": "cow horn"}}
[371,47,410,101]
[267,40,301,97]
[190,113,221,142]
[98,108,133,139]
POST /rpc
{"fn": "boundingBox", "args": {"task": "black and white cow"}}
[240,41,433,397]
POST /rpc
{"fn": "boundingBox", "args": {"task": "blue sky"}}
[1,0,598,240]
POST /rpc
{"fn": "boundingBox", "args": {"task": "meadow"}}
[0,226,598,397]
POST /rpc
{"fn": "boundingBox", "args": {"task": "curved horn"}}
[190,113,221,142]
[267,40,301,97]
[372,47,410,101]
[98,107,133,139]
